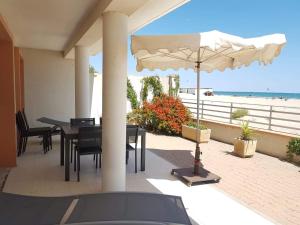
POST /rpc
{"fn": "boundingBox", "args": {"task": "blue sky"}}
[90,0,300,93]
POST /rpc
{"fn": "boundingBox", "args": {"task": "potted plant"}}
[287,138,300,163]
[233,121,257,157]
[182,121,211,143]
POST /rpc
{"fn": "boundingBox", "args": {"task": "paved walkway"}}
[147,133,300,225]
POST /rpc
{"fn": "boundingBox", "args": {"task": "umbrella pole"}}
[194,50,203,175]
[170,49,221,186]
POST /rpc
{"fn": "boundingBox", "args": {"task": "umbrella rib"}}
[202,46,256,63]
[178,48,191,57]
[157,50,195,62]
[139,50,195,63]
[199,47,207,62]
[201,47,233,63]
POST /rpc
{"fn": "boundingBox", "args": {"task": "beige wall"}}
[200,119,299,161]
[22,48,75,127]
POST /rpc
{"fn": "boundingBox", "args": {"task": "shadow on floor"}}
[148,148,195,168]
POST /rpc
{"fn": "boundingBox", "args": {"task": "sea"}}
[214,91,300,100]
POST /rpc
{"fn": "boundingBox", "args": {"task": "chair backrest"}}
[127,125,139,148]
[70,118,95,127]
[21,109,30,131]
[78,126,101,149]
[16,112,22,133]
[16,111,27,134]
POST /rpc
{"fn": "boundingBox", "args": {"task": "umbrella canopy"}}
[131,30,286,72]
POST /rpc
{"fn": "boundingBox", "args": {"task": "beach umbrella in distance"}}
[131,30,286,186]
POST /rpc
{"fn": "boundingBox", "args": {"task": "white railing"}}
[182,98,300,136]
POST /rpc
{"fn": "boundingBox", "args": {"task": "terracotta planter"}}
[234,138,257,158]
[182,125,211,143]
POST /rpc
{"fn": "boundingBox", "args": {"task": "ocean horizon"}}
[214,91,300,99]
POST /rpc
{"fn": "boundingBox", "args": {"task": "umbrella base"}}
[171,167,221,187]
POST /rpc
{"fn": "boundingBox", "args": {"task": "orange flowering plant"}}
[139,94,192,135]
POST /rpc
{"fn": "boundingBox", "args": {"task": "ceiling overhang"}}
[0,0,190,58]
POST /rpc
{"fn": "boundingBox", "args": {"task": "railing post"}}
[229,102,233,124]
[201,100,204,119]
[268,105,273,130]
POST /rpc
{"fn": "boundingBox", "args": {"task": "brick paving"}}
[147,133,300,225]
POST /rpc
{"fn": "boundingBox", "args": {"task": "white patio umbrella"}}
[131,30,286,186]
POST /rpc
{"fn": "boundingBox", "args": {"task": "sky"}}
[90,0,300,93]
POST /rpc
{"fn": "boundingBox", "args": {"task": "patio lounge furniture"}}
[0,192,191,225]
[36,117,146,181]
[75,126,102,182]
[126,125,139,173]
[21,109,61,150]
[16,111,51,155]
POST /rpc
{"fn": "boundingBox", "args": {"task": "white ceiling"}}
[0,0,190,57]
[0,0,99,51]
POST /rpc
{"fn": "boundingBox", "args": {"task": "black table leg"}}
[60,132,64,166]
[141,133,145,171]
[65,138,70,181]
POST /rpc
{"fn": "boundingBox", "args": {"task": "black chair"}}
[21,109,59,150]
[70,118,95,163]
[75,126,102,182]
[126,125,139,173]
[16,111,51,155]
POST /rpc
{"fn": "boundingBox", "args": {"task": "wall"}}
[22,48,75,127]
[200,119,299,161]
[14,47,22,111]
[0,16,16,167]
[90,74,171,121]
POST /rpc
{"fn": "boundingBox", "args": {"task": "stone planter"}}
[290,154,300,164]
[233,138,257,158]
[182,125,211,143]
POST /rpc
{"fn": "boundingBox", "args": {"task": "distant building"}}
[179,88,214,98]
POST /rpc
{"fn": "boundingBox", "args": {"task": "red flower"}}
[140,95,191,135]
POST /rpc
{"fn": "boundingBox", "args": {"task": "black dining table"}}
[37,117,146,181]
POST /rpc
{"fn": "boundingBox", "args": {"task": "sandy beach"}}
[179,94,300,136]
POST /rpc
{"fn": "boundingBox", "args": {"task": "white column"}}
[75,46,90,117]
[102,11,128,192]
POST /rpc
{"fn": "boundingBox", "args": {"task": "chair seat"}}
[77,147,101,155]
[27,127,51,136]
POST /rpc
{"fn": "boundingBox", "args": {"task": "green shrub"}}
[127,108,143,125]
[287,138,300,160]
[127,78,139,110]
[231,109,248,119]
[240,121,255,140]
[186,121,207,130]
[141,76,163,102]
[168,75,180,97]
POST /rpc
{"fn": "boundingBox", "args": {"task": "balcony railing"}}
[182,98,300,135]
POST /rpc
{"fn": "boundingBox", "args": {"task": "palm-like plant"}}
[240,121,255,140]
